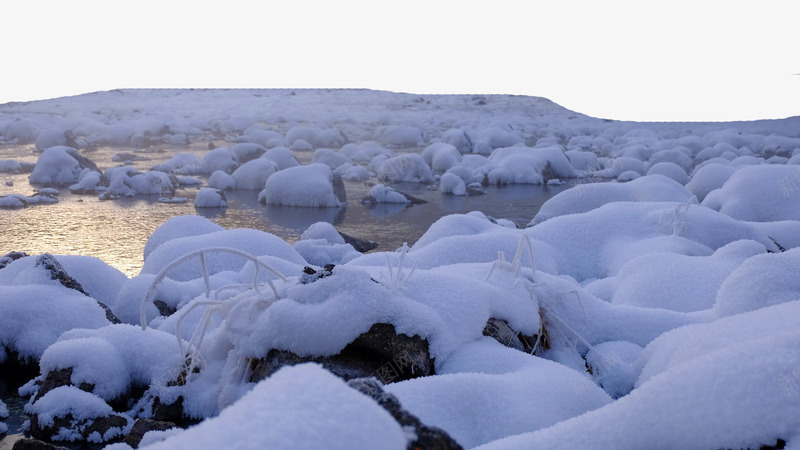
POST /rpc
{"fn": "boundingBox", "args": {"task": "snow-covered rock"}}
[259,163,345,207]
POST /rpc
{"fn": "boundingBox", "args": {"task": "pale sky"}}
[2,0,797,122]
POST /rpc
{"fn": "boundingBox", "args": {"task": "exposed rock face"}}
[249,323,434,384]
[34,254,121,324]
[348,377,462,450]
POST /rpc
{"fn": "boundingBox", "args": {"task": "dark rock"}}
[11,438,69,450]
[466,186,486,196]
[483,318,527,352]
[300,264,336,284]
[348,377,462,450]
[63,130,78,149]
[397,190,427,205]
[541,161,556,184]
[339,232,378,252]
[483,317,550,355]
[760,438,787,450]
[152,397,190,426]
[64,147,99,173]
[332,173,347,204]
[34,253,121,324]
[32,367,74,403]
[124,419,177,448]
[249,323,434,384]
[0,251,28,270]
[29,411,129,444]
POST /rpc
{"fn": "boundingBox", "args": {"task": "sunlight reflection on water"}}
[0,145,569,277]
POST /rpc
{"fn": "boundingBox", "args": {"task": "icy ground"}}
[1,89,800,449]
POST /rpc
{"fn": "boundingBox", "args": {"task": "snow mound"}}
[685,162,736,201]
[377,154,434,183]
[259,163,345,207]
[702,164,800,221]
[387,338,611,448]
[367,184,411,203]
[530,175,693,225]
[29,146,83,185]
[527,201,777,281]
[477,308,800,449]
[141,364,406,450]
[611,239,767,313]
[714,247,800,317]
[230,158,278,190]
[193,188,227,208]
[0,285,110,360]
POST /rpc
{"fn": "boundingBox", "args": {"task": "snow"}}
[439,172,467,196]
[140,227,306,281]
[261,146,300,170]
[0,399,7,434]
[685,162,736,201]
[140,364,407,450]
[377,153,434,183]
[0,284,110,360]
[26,385,115,427]
[201,147,238,174]
[368,184,411,204]
[714,247,800,317]
[4,88,800,449]
[28,146,82,185]
[702,164,800,221]
[387,338,611,448]
[230,158,278,190]
[294,222,360,265]
[530,175,693,225]
[193,188,227,208]
[259,163,344,207]
[206,170,235,190]
[611,239,767,312]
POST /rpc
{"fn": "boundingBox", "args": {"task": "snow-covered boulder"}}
[702,164,800,221]
[230,143,266,164]
[230,159,279,190]
[261,146,300,170]
[646,162,689,185]
[201,147,239,174]
[377,125,424,147]
[151,154,202,175]
[377,154,434,183]
[286,126,346,148]
[29,146,92,186]
[101,166,176,198]
[194,188,227,208]
[487,146,576,184]
[259,163,345,207]
[312,148,351,169]
[138,364,408,450]
[294,222,361,266]
[685,163,736,201]
[530,175,693,224]
[611,239,767,312]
